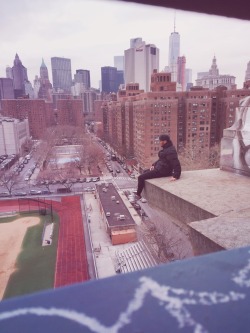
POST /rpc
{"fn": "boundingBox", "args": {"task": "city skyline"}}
[0,0,250,89]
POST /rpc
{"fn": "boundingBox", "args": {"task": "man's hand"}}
[150,166,155,171]
[170,177,177,181]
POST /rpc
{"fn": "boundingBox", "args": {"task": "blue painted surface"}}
[0,246,250,333]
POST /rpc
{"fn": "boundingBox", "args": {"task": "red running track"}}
[0,196,89,288]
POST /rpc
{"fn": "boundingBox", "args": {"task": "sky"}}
[1,0,250,89]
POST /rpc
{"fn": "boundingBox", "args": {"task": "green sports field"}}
[1,211,59,300]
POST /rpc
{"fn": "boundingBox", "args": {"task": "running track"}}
[0,195,89,288]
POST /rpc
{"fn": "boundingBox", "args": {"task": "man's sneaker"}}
[134,194,141,201]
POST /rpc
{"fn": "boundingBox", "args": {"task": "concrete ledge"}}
[189,208,250,254]
[143,168,250,254]
[144,168,250,221]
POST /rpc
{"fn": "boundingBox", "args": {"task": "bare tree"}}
[84,138,104,175]
[179,143,221,171]
[21,138,33,155]
[72,136,104,175]
[32,128,58,170]
[33,125,104,180]
[137,212,191,264]
[57,165,78,190]
[0,171,19,195]
[73,145,86,175]
[36,169,58,191]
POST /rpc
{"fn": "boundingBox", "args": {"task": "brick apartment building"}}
[131,91,179,169]
[95,71,250,171]
[0,99,53,139]
[1,98,85,140]
[124,98,135,158]
[55,99,84,127]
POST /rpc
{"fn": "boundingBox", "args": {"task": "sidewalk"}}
[84,191,139,279]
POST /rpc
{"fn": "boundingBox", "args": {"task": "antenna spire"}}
[174,11,176,32]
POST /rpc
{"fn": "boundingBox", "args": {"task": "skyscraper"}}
[74,69,91,89]
[51,57,72,93]
[114,56,124,90]
[177,56,186,91]
[124,38,159,92]
[0,78,14,99]
[185,68,193,91]
[245,61,250,81]
[6,66,13,79]
[11,53,28,98]
[101,66,118,93]
[40,58,49,80]
[38,59,52,101]
[168,29,180,82]
[114,56,124,71]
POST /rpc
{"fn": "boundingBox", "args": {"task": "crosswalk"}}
[115,176,137,181]
[102,176,137,182]
[93,175,137,192]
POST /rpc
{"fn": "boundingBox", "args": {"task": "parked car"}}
[57,188,71,193]
[14,192,27,197]
[41,190,52,195]
[141,198,147,203]
[133,203,141,210]
[84,187,95,192]
[30,190,42,195]
[0,192,11,197]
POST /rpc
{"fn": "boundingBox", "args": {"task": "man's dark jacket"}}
[153,141,181,179]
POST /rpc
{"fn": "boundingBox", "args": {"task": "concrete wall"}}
[142,169,250,257]
[144,181,215,225]
[189,227,224,256]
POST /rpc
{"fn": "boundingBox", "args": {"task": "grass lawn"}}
[2,212,59,300]
[0,215,20,223]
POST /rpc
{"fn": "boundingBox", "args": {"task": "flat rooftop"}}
[96,183,136,228]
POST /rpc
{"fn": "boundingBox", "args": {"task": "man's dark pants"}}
[136,169,171,196]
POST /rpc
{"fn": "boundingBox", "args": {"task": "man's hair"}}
[159,134,170,141]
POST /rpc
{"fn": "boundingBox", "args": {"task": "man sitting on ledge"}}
[134,134,181,200]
